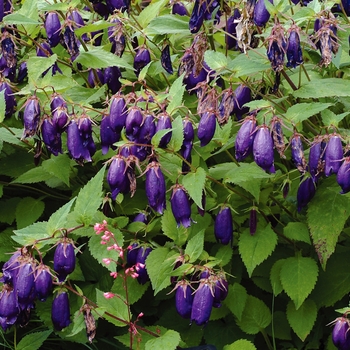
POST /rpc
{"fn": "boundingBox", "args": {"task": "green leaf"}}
[283,222,311,244]
[238,295,271,334]
[321,109,349,127]
[11,166,52,184]
[145,330,181,350]
[204,50,228,71]
[270,259,285,296]
[111,276,148,305]
[16,330,52,350]
[73,165,106,225]
[167,115,184,152]
[96,289,129,327]
[161,208,189,246]
[42,154,72,186]
[27,55,58,82]
[238,225,278,277]
[185,229,204,263]
[13,221,49,247]
[166,74,186,116]
[286,299,317,341]
[147,14,190,35]
[293,78,350,99]
[137,0,168,28]
[151,128,173,148]
[182,167,206,209]
[146,247,177,295]
[3,13,40,25]
[47,198,76,235]
[15,197,45,229]
[224,339,257,350]
[308,184,350,269]
[0,90,6,123]
[74,20,112,36]
[75,45,133,70]
[214,245,233,267]
[224,283,248,321]
[0,127,23,146]
[280,255,318,310]
[284,102,332,124]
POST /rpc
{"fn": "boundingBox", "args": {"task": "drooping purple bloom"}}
[337,157,350,194]
[136,246,152,285]
[52,106,69,133]
[51,291,71,331]
[175,280,193,319]
[0,79,16,117]
[145,161,166,214]
[254,0,272,27]
[180,142,192,173]
[88,68,104,87]
[189,0,205,34]
[41,116,63,156]
[235,114,257,161]
[308,136,325,181]
[297,176,316,212]
[78,116,96,158]
[137,113,156,145]
[108,18,125,57]
[290,133,306,173]
[22,95,41,138]
[332,317,350,350]
[286,26,303,68]
[226,9,240,50]
[107,155,130,200]
[100,113,120,155]
[66,119,91,163]
[125,106,143,141]
[133,212,148,224]
[198,112,216,147]
[325,133,343,176]
[267,23,287,72]
[172,2,188,16]
[104,66,122,94]
[109,93,127,132]
[170,184,192,228]
[127,242,140,267]
[61,25,80,61]
[50,92,67,113]
[0,285,19,331]
[233,84,251,120]
[270,116,285,158]
[161,44,173,74]
[53,239,76,282]
[253,124,275,173]
[16,261,36,309]
[191,279,214,326]
[1,250,21,284]
[106,0,130,13]
[68,9,88,42]
[34,264,52,302]
[17,61,28,83]
[133,46,151,77]
[1,33,16,69]
[155,112,172,148]
[45,11,61,47]
[213,275,229,307]
[214,206,234,245]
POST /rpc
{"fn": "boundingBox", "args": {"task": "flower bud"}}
[50,92,67,113]
[145,161,166,214]
[297,177,316,212]
[45,12,61,48]
[287,26,303,68]
[51,291,71,331]
[235,114,257,161]
[155,112,172,148]
[52,106,69,132]
[214,206,233,245]
[133,46,151,77]
[41,116,63,156]
[0,285,19,331]
[253,124,275,173]
[197,112,216,147]
[170,184,192,228]
[104,66,122,94]
[53,239,76,282]
[189,0,205,34]
[191,280,214,326]
[308,136,325,181]
[337,157,350,194]
[137,113,156,145]
[100,113,120,155]
[172,2,188,16]
[233,85,251,120]
[125,106,143,141]
[325,133,343,176]
[254,0,272,27]
[127,242,140,267]
[332,317,350,349]
[107,155,130,200]
[16,261,36,309]
[136,246,152,285]
[175,280,193,319]
[290,133,306,173]
[213,275,228,307]
[23,95,41,138]
[17,61,28,83]
[161,44,173,74]
[109,93,127,132]
[35,264,52,302]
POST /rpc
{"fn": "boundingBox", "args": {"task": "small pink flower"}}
[103,292,115,299]
[110,272,117,278]
[102,258,111,265]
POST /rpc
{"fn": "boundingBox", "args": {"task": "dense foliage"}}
[1,0,350,349]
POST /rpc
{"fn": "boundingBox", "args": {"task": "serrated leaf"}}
[12,221,49,247]
[182,167,206,209]
[161,208,188,246]
[146,247,177,295]
[111,276,148,305]
[167,115,184,152]
[16,330,52,350]
[284,102,332,124]
[185,229,204,263]
[3,13,40,25]
[15,197,45,229]
[0,127,23,146]
[147,14,190,35]
[321,109,349,127]
[224,283,248,321]
[270,259,285,296]
[204,50,228,71]
[145,329,181,350]
[280,256,318,309]
[42,154,72,186]
[239,225,278,277]
[0,90,6,123]
[88,229,124,272]
[214,245,233,267]
[238,295,271,334]
[283,222,311,244]
[96,289,129,327]
[12,166,52,184]
[166,74,185,116]
[308,184,350,269]
[66,309,85,338]
[137,0,168,28]
[27,55,58,82]
[47,198,76,235]
[286,299,317,341]
[73,165,106,226]
[224,339,257,350]
[151,128,173,148]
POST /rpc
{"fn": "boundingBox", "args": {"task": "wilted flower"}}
[1,32,16,68]
[61,25,80,61]
[53,239,76,282]
[270,116,285,158]
[226,9,241,50]
[218,88,235,124]
[170,184,192,228]
[52,291,71,331]
[161,44,173,74]
[108,18,125,56]
[0,79,16,118]
[290,133,306,173]
[214,206,234,245]
[267,22,287,72]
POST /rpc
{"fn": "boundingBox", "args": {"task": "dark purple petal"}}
[172,2,188,15]
[145,161,166,214]
[41,117,62,156]
[214,206,233,245]
[191,280,214,326]
[125,106,143,141]
[235,115,257,161]
[290,133,306,173]
[137,113,156,145]
[325,133,343,176]
[332,317,350,349]
[170,185,192,228]
[134,47,151,77]
[0,79,16,117]
[50,92,67,113]
[107,155,130,200]
[23,95,41,138]
[52,106,69,132]
[287,27,303,68]
[161,44,173,74]
[52,291,71,331]
[17,61,27,83]
[35,264,52,302]
[136,247,152,285]
[88,68,104,87]
[337,157,350,194]
[233,85,251,120]
[254,0,272,27]
[67,119,92,163]
[253,124,275,173]
[189,0,204,33]
[127,242,140,267]
[16,262,36,309]
[0,285,19,331]
[53,240,76,282]
[175,281,193,319]
[109,93,127,132]
[198,112,216,147]
[155,113,172,148]
[106,0,129,13]
[226,9,240,50]
[100,114,120,155]
[1,34,16,68]
[45,12,61,47]
[104,66,122,94]
[297,177,316,212]
[308,136,324,180]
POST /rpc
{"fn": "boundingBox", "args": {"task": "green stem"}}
[260,328,274,350]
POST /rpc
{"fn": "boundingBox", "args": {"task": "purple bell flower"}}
[17,61,28,83]
[189,0,205,34]
[22,95,41,138]
[45,11,61,47]
[254,0,272,27]
[16,260,36,309]
[325,133,343,176]
[337,157,350,194]
[191,279,214,326]
[170,184,192,228]
[136,246,152,285]
[104,66,122,94]
[127,242,140,267]
[0,285,19,331]
[235,114,257,161]
[198,112,216,147]
[50,92,67,113]
[290,133,306,173]
[100,114,120,155]
[297,176,316,212]
[175,280,193,319]
[125,106,143,141]
[1,250,21,284]
[107,155,130,200]
[1,33,16,69]
[308,136,325,181]
[52,106,69,133]
[253,124,275,173]
[51,291,71,331]
[137,113,156,145]
[233,84,251,120]
[226,9,240,50]
[133,46,151,77]
[286,26,303,68]
[155,112,172,148]
[172,2,188,16]
[145,161,166,214]
[212,275,229,307]
[53,239,76,282]
[106,0,130,13]
[41,116,63,156]
[0,79,16,118]
[332,317,350,350]
[88,68,104,87]
[34,264,52,302]
[109,93,127,132]
[214,206,234,245]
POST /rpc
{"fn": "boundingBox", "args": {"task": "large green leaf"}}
[238,225,278,277]
[270,259,285,296]
[307,184,350,269]
[42,154,72,187]
[12,221,49,247]
[0,90,6,123]
[286,299,317,341]
[182,167,206,209]
[27,55,58,83]
[166,74,186,116]
[224,339,257,350]
[224,283,248,321]
[167,115,184,152]
[280,255,318,310]
[11,166,52,184]
[283,222,311,244]
[161,208,188,246]
[204,50,228,71]
[15,197,45,229]
[146,14,190,35]
[284,102,332,124]
[47,198,76,236]
[185,229,204,263]
[16,330,52,350]
[145,329,181,350]
[137,0,168,28]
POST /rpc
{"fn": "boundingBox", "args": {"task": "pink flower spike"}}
[110,272,118,278]
[102,258,111,265]
[103,292,115,299]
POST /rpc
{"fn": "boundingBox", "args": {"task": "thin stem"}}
[260,328,274,350]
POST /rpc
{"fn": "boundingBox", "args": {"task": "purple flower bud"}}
[250,208,257,235]
[107,155,130,200]
[41,116,63,156]
[16,261,36,309]
[50,92,67,113]
[226,9,240,50]
[337,157,350,194]
[191,280,214,326]
[308,136,324,181]
[253,124,275,173]
[1,250,21,284]
[175,280,193,319]
[170,184,192,228]
[137,113,156,145]
[297,177,316,212]
[133,212,148,224]
[23,95,41,138]
[290,133,306,173]
[1,34,16,69]
[161,44,173,74]
[214,206,233,245]
[125,106,143,141]
[100,114,120,155]
[52,106,69,132]
[78,116,96,156]
[0,79,16,118]
[233,85,251,120]
[109,93,127,132]
[133,46,151,77]
[136,246,152,285]
[189,0,205,34]
[106,0,129,13]
[88,68,104,87]
[183,118,194,142]
[198,112,216,147]
[17,61,28,83]
[45,11,61,47]
[68,9,88,41]
[172,2,188,16]
[332,317,350,349]
[104,66,122,94]
[155,112,172,148]
[253,0,272,27]
[34,264,52,302]
[145,161,166,214]
[127,242,140,267]
[325,133,343,176]
[93,2,110,18]
[0,285,19,331]
[287,26,303,68]
[235,114,257,161]
[52,291,71,331]
[213,275,228,307]
[53,239,76,282]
